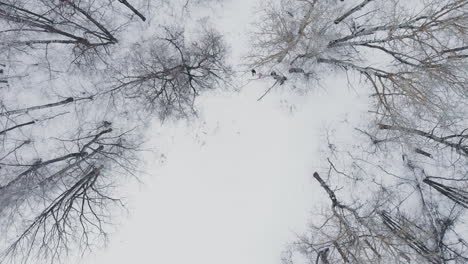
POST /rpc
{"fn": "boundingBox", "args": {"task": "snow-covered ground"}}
[82,1,370,263]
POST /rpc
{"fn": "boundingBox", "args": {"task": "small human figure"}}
[271,71,287,85]
[251,69,256,76]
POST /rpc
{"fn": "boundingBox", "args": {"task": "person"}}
[252,69,287,84]
[271,71,287,85]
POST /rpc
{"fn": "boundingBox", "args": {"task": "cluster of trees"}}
[1,0,467,263]
[248,0,468,263]
[0,0,229,263]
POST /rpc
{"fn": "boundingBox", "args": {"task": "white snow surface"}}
[82,0,370,264]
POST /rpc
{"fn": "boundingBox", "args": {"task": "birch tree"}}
[250,0,468,131]
[0,1,229,263]
[249,0,468,263]
[0,0,146,56]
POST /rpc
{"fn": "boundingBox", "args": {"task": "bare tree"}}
[0,0,229,262]
[249,0,468,127]
[0,99,141,263]
[250,2,468,263]
[423,177,468,208]
[0,0,149,67]
[0,0,149,44]
[283,169,468,264]
[102,26,231,119]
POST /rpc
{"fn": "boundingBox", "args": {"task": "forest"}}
[0,0,467,263]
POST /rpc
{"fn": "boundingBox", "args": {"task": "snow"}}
[78,0,370,263]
